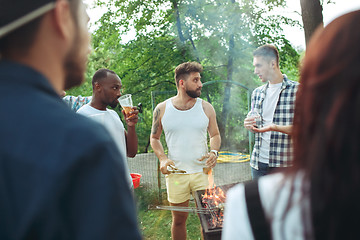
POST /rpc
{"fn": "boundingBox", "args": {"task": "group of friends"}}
[0,0,359,239]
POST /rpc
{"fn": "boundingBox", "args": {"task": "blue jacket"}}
[0,60,141,240]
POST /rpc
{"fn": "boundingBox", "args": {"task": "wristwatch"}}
[210,150,219,157]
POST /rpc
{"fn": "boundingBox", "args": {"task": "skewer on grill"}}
[150,205,224,214]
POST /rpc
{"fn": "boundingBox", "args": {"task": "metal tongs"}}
[167,165,187,174]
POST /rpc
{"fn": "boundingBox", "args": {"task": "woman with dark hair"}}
[222,10,360,240]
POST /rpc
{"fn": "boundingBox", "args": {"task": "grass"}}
[134,187,203,239]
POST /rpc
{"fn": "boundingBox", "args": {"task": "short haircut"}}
[92,68,117,87]
[174,62,203,86]
[253,44,280,67]
[0,0,80,56]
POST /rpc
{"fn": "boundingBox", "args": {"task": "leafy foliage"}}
[67,0,302,153]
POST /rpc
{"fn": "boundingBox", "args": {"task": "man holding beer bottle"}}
[244,44,299,179]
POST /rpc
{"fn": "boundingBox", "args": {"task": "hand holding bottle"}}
[244,104,261,132]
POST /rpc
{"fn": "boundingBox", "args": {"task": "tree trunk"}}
[188,25,201,63]
[171,0,188,60]
[219,0,236,149]
[300,0,324,46]
[171,0,186,44]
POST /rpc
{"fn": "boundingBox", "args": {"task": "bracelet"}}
[210,150,219,157]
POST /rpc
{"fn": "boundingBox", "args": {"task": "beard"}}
[186,89,201,98]
[104,91,119,109]
[63,33,87,90]
[109,100,119,109]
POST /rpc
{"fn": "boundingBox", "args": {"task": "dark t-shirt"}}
[0,60,141,239]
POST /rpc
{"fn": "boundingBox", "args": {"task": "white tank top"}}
[162,98,209,174]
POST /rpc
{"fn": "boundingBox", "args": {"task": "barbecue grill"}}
[194,183,236,240]
[152,182,238,240]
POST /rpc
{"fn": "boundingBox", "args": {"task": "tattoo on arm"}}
[152,108,161,135]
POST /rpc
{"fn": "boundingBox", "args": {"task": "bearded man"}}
[150,61,221,240]
[0,0,141,239]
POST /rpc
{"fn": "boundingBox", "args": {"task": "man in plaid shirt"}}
[62,91,92,112]
[244,45,299,179]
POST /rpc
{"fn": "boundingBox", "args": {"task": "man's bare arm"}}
[253,124,293,135]
[203,101,221,169]
[124,107,139,157]
[150,104,174,174]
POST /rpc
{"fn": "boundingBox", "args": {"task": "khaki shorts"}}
[165,172,209,204]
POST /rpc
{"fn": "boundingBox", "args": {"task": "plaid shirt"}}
[63,95,92,112]
[250,75,299,169]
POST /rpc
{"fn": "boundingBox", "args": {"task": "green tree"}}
[69,0,302,153]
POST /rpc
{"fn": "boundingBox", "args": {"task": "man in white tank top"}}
[77,69,139,189]
[150,62,221,240]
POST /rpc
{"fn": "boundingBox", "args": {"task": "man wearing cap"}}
[0,0,141,239]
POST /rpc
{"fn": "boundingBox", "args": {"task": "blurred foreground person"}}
[0,0,141,239]
[223,10,360,240]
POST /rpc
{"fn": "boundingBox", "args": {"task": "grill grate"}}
[194,183,237,240]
